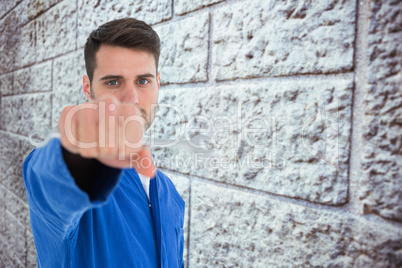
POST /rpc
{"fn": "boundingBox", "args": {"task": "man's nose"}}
[122,85,139,104]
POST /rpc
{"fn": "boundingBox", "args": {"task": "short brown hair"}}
[84,18,161,83]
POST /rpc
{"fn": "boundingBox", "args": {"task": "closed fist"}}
[58,95,156,177]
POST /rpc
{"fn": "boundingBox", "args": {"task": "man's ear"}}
[83,75,92,101]
[156,73,160,90]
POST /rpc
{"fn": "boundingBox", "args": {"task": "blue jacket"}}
[23,138,185,268]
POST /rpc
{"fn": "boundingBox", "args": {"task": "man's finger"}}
[78,103,99,158]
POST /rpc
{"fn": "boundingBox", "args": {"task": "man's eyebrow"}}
[99,75,124,81]
[99,73,155,81]
[136,73,155,79]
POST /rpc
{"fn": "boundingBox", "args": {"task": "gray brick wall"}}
[0,0,401,267]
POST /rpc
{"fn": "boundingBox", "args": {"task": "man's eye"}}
[138,79,149,85]
[107,80,119,86]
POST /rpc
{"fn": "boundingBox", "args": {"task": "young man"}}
[23,18,185,267]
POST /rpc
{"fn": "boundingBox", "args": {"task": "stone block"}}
[212,0,355,81]
[0,0,18,19]
[0,11,19,74]
[77,0,172,48]
[1,210,26,266]
[0,132,33,202]
[0,255,25,268]
[27,0,63,20]
[154,13,209,84]
[0,94,52,136]
[160,169,190,267]
[360,0,402,221]
[0,198,4,235]
[153,79,353,205]
[0,72,14,96]
[15,19,36,68]
[3,0,29,26]
[0,1,32,73]
[14,61,52,95]
[26,229,37,267]
[36,0,76,62]
[52,50,87,127]
[175,0,224,15]
[0,184,30,228]
[0,131,32,202]
[190,180,402,267]
[1,176,28,204]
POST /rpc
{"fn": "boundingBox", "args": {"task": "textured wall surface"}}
[155,80,353,205]
[0,0,401,267]
[360,0,402,222]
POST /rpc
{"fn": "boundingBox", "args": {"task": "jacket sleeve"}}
[23,138,121,239]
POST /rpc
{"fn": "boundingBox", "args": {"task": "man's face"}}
[83,45,160,127]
